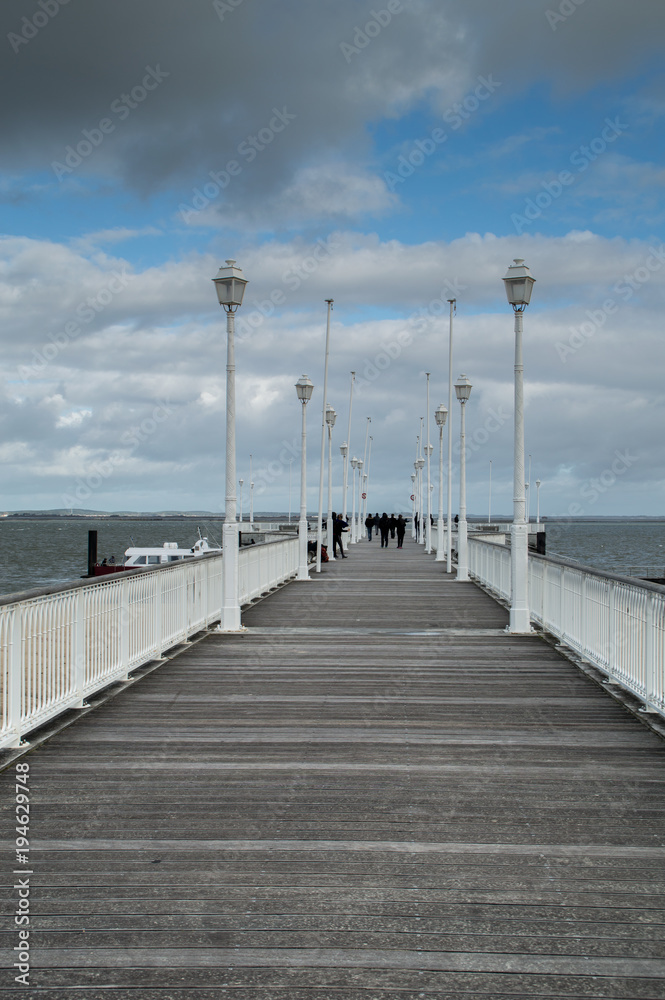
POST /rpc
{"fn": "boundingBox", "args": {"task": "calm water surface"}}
[1,516,664,597]
[0,517,225,595]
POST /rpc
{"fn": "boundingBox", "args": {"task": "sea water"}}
[0,516,664,597]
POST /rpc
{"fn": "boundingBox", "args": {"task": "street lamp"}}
[350,456,358,543]
[326,404,336,559]
[295,375,314,580]
[434,403,448,563]
[355,458,363,541]
[411,472,417,538]
[238,478,244,523]
[249,453,254,527]
[536,478,541,525]
[340,440,348,537]
[414,457,425,542]
[503,257,536,633]
[454,374,472,581]
[343,371,355,519]
[212,258,248,631]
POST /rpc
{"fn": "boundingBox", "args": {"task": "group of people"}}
[364,512,407,548]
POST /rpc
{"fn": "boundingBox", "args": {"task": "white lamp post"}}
[415,457,425,543]
[360,417,371,530]
[316,299,334,573]
[249,454,254,526]
[355,458,363,541]
[536,478,541,525]
[340,440,348,518]
[454,374,472,581]
[365,436,373,521]
[295,375,314,580]
[238,478,244,523]
[446,299,455,573]
[342,371,355,519]
[434,403,448,563]
[326,404,337,558]
[213,258,248,631]
[350,457,358,543]
[425,373,432,553]
[411,472,417,538]
[503,257,536,633]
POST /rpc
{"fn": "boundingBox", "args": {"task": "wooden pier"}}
[2,537,665,997]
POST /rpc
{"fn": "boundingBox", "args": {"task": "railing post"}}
[73,590,86,708]
[120,578,130,681]
[644,592,656,712]
[608,579,616,676]
[7,608,24,747]
[154,571,163,659]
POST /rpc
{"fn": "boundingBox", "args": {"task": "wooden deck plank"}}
[1,537,664,998]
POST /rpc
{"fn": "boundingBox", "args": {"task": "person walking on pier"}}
[379,512,390,548]
[396,515,406,548]
[389,514,397,540]
[414,512,420,542]
[332,512,347,558]
[365,513,374,541]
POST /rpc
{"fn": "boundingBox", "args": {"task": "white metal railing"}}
[0,536,298,749]
[468,536,665,718]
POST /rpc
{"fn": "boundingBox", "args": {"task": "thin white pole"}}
[343,372,355,519]
[365,436,373,519]
[327,412,335,560]
[488,459,492,525]
[238,479,243,523]
[509,308,530,632]
[446,299,455,573]
[360,417,371,535]
[288,459,293,524]
[221,306,241,630]
[297,398,310,581]
[425,374,432,553]
[457,395,469,581]
[249,453,253,527]
[435,418,445,562]
[316,299,333,572]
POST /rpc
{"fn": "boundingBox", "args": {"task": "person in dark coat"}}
[379,512,390,548]
[389,514,397,539]
[414,512,420,542]
[333,512,347,558]
[365,514,374,541]
[396,515,406,548]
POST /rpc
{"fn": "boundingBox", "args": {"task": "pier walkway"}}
[2,538,665,997]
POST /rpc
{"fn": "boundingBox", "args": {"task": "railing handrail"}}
[0,534,300,609]
[526,547,665,595]
[466,534,665,719]
[0,536,299,749]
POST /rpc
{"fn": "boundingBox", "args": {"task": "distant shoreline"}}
[2,513,665,523]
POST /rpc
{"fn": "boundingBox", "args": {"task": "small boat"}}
[93,535,221,576]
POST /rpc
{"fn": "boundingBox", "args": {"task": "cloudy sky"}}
[1,0,664,517]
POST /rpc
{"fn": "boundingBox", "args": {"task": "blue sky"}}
[1,0,664,518]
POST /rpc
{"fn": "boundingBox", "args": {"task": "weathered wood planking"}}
[1,538,664,998]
